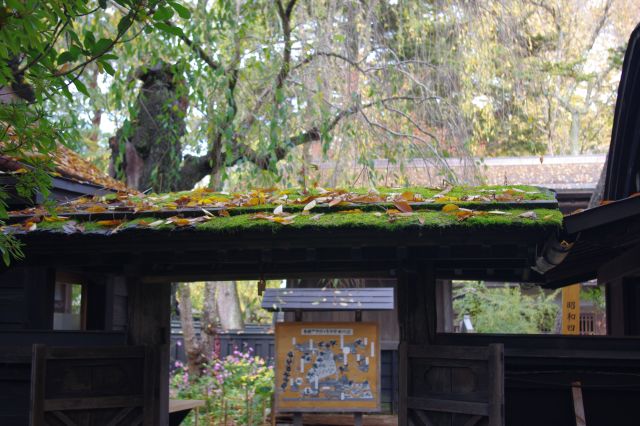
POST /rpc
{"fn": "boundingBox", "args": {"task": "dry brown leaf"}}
[393,200,413,213]
[310,213,324,221]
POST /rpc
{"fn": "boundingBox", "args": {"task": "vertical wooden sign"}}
[562,284,581,335]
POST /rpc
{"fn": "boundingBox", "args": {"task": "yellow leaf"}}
[442,204,459,213]
[14,168,28,174]
[400,191,415,201]
[43,216,69,222]
[86,205,107,213]
[168,217,192,227]
[455,210,474,221]
[96,219,125,227]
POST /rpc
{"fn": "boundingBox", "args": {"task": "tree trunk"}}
[110,62,189,192]
[569,110,581,155]
[177,283,204,377]
[216,281,244,330]
[589,156,608,208]
[200,282,218,358]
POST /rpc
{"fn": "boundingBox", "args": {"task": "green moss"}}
[32,207,562,235]
[189,208,563,233]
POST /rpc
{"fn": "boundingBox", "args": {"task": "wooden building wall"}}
[0,267,54,330]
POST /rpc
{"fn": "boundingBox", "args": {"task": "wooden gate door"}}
[29,345,153,426]
[399,343,504,426]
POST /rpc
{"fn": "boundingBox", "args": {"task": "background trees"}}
[45,0,639,195]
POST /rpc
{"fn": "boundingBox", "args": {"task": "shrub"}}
[170,347,274,425]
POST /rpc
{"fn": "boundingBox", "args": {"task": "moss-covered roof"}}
[0,144,132,193]
[5,185,562,236]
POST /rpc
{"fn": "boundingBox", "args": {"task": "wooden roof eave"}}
[539,196,640,288]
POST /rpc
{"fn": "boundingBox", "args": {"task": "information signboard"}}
[275,322,380,413]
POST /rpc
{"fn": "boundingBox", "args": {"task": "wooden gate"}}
[399,343,504,426]
[29,345,153,426]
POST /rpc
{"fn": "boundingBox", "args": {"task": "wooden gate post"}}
[127,278,171,425]
[397,263,437,426]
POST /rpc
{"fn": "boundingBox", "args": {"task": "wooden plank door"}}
[29,345,153,426]
[399,343,504,426]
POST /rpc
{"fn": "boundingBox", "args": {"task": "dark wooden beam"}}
[598,243,640,284]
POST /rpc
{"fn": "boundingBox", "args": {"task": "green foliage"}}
[453,282,560,334]
[170,348,274,426]
[581,285,606,311]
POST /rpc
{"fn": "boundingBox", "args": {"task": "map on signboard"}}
[275,322,380,412]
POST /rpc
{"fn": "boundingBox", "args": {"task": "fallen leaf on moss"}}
[518,211,538,219]
[310,213,324,221]
[393,200,413,213]
[86,205,107,213]
[442,204,459,212]
[338,209,363,214]
[44,216,69,222]
[304,199,316,211]
[96,219,125,227]
[400,191,414,201]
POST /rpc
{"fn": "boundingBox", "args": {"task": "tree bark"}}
[110,62,189,192]
[589,156,608,208]
[177,283,204,377]
[200,282,218,358]
[216,281,244,330]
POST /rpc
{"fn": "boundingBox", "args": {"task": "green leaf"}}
[99,59,116,76]
[57,51,76,65]
[83,31,96,50]
[117,15,132,34]
[73,78,90,97]
[168,1,191,19]
[91,38,112,56]
[153,22,184,37]
[153,6,174,21]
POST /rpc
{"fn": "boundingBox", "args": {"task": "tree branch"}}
[166,21,222,71]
